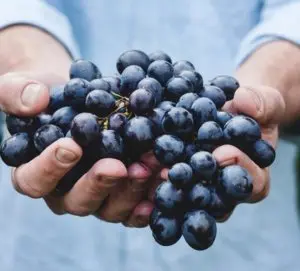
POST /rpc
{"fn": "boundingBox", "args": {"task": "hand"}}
[144,85,285,222]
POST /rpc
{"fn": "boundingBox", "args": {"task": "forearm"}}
[235,40,300,124]
[0,25,71,79]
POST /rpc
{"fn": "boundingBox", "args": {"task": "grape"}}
[184,143,198,161]
[64,78,92,109]
[6,115,37,135]
[147,60,174,87]
[246,139,276,168]
[176,93,199,111]
[90,78,111,92]
[70,59,102,81]
[48,85,66,113]
[201,85,226,109]
[210,75,239,101]
[36,113,52,126]
[148,108,166,136]
[189,151,218,181]
[182,210,217,250]
[223,115,261,145]
[70,113,101,147]
[216,111,234,127]
[191,97,217,129]
[196,121,223,152]
[116,49,150,73]
[168,162,194,189]
[148,50,172,64]
[124,116,155,155]
[179,70,203,92]
[108,113,128,135]
[157,101,175,111]
[85,89,116,117]
[154,135,185,166]
[97,130,124,159]
[34,124,64,153]
[137,77,163,104]
[165,77,193,101]
[150,212,182,246]
[154,181,185,214]
[103,76,121,95]
[129,88,155,115]
[51,106,78,134]
[173,60,195,76]
[120,65,146,96]
[162,107,194,139]
[0,133,36,167]
[219,165,253,201]
[187,183,211,210]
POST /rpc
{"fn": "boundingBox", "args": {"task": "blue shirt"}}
[0,1,300,270]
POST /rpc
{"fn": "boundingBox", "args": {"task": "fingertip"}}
[212,145,241,167]
[128,162,152,180]
[140,151,161,171]
[93,158,128,179]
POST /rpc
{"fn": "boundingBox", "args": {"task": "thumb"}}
[0,72,50,116]
[224,86,285,126]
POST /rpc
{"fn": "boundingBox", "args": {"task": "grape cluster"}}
[0,50,276,250]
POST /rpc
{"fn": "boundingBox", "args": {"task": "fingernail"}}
[244,87,262,111]
[218,158,237,167]
[21,84,45,107]
[56,148,78,164]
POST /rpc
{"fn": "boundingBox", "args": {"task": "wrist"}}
[0,25,72,79]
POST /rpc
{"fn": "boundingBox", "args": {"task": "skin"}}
[0,26,298,226]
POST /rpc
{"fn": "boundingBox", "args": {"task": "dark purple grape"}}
[157,101,175,112]
[117,50,150,73]
[137,77,163,104]
[103,76,121,95]
[216,111,234,127]
[182,210,217,250]
[162,107,194,139]
[219,165,253,201]
[129,88,155,115]
[154,135,185,166]
[179,70,203,92]
[185,143,198,161]
[70,59,101,81]
[108,113,128,135]
[48,85,66,113]
[165,77,193,101]
[120,65,146,96]
[98,130,124,159]
[85,89,116,117]
[176,93,199,111]
[90,78,111,92]
[70,113,101,147]
[223,115,261,145]
[191,97,218,129]
[33,124,64,153]
[0,133,36,167]
[168,162,194,189]
[210,75,239,101]
[154,181,185,214]
[148,108,166,136]
[201,85,226,109]
[197,121,223,152]
[147,60,174,87]
[189,151,218,181]
[148,50,172,64]
[51,106,78,134]
[6,115,37,135]
[150,213,182,246]
[64,78,92,109]
[188,183,211,210]
[173,60,195,76]
[36,113,52,127]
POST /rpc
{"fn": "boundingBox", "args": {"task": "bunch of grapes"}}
[0,50,276,250]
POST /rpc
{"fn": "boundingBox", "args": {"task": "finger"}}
[139,151,162,172]
[223,86,285,126]
[213,145,269,203]
[62,159,127,216]
[95,162,152,223]
[12,138,82,198]
[123,201,154,228]
[0,73,50,116]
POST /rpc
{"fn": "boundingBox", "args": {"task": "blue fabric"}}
[0,1,300,270]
